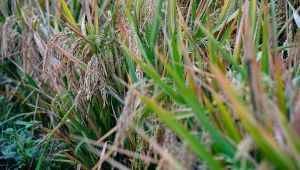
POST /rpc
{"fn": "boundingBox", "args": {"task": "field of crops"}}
[0,0,300,169]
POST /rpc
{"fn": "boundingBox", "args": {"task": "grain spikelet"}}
[126,26,144,80]
[43,31,71,79]
[157,126,197,170]
[162,127,177,150]
[75,53,107,106]
[1,14,42,79]
[114,83,142,147]
[289,31,300,135]
[177,0,190,17]
[176,145,197,170]
[0,23,3,55]
[143,0,156,27]
[21,27,41,75]
[233,136,253,162]
[67,38,85,90]
[78,44,93,87]
[1,16,20,58]
[42,28,76,90]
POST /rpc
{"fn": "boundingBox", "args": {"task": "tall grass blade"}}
[59,0,77,26]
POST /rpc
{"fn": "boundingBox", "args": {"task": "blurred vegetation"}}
[0,0,300,169]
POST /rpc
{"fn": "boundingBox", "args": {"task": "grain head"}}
[1,16,20,58]
[114,83,142,147]
[75,53,107,106]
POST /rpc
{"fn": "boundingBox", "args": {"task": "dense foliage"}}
[1,0,300,169]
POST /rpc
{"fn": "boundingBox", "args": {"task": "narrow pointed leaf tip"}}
[286,0,300,28]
